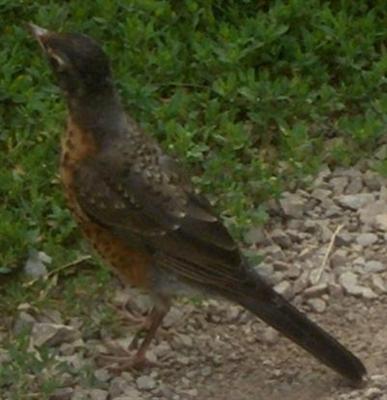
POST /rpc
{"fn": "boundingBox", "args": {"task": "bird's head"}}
[28,23,113,98]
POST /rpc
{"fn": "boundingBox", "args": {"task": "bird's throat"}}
[68,89,127,145]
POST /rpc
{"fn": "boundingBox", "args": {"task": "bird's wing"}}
[74,141,246,289]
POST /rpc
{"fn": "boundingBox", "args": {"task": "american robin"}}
[29,23,366,383]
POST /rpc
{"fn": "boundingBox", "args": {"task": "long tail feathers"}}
[235,274,366,383]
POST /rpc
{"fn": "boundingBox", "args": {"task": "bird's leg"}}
[97,306,169,371]
[130,306,167,368]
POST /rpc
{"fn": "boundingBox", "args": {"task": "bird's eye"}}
[47,49,67,71]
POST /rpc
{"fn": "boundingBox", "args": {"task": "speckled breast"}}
[59,119,151,288]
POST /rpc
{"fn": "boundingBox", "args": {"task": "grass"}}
[1,0,386,275]
[0,1,386,397]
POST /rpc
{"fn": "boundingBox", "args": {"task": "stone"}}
[286,263,301,279]
[24,250,48,279]
[371,275,386,293]
[330,250,347,269]
[109,377,132,398]
[345,176,363,194]
[261,327,279,345]
[271,229,292,248]
[360,287,378,300]
[303,283,328,298]
[363,170,381,191]
[365,387,383,399]
[329,176,348,195]
[136,375,156,391]
[307,298,326,313]
[279,192,305,219]
[114,391,143,400]
[364,260,385,273]
[293,271,309,294]
[310,188,331,201]
[244,227,266,245]
[94,368,111,383]
[89,389,108,400]
[375,144,387,160]
[375,214,387,231]
[202,366,212,377]
[30,323,80,347]
[339,272,363,295]
[50,387,74,400]
[359,200,387,229]
[162,307,184,328]
[336,193,374,210]
[176,334,193,348]
[274,281,292,299]
[13,311,36,335]
[153,341,171,358]
[356,233,378,246]
[335,231,353,246]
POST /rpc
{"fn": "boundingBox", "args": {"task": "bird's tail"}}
[233,270,366,383]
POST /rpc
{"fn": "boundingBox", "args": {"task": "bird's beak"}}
[27,23,50,48]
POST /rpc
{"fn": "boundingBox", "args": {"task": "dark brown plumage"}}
[29,23,366,383]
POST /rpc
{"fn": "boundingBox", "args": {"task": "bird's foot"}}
[96,341,158,371]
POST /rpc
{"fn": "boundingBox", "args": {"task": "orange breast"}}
[60,119,151,288]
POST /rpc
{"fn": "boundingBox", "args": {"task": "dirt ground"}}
[4,165,387,400]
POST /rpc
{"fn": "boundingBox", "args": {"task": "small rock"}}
[244,227,266,245]
[286,263,301,279]
[24,250,49,278]
[329,176,348,195]
[314,220,333,243]
[256,263,274,280]
[136,375,156,391]
[345,176,363,194]
[274,281,293,299]
[114,390,143,400]
[363,170,381,191]
[13,311,36,335]
[371,275,386,293]
[356,233,378,246]
[360,287,378,300]
[109,377,132,398]
[176,333,193,348]
[162,307,184,328]
[261,327,278,344]
[339,272,363,296]
[375,144,387,160]
[182,388,198,397]
[202,366,212,377]
[307,298,326,313]
[226,305,241,322]
[0,348,10,364]
[365,387,382,399]
[279,192,305,219]
[50,387,74,400]
[89,389,108,400]
[336,193,374,210]
[375,214,387,231]
[310,188,331,201]
[330,250,347,269]
[335,231,353,246]
[303,283,328,298]
[271,229,292,248]
[153,341,171,358]
[30,323,80,347]
[364,260,385,273]
[293,271,309,294]
[94,368,111,383]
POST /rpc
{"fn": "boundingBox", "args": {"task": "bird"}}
[28,23,366,383]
